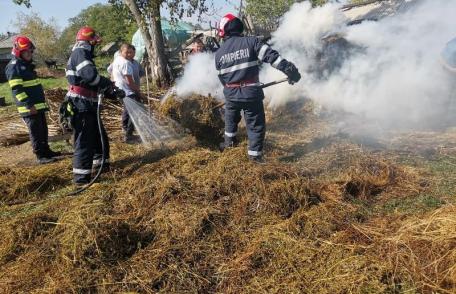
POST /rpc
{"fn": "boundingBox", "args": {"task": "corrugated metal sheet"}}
[0,35,17,63]
[0,34,17,50]
[344,0,422,24]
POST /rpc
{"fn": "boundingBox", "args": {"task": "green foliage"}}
[14,12,61,62]
[0,77,67,107]
[246,0,327,28]
[246,0,295,28]
[109,0,209,23]
[58,4,137,58]
[0,82,12,105]
[12,0,31,7]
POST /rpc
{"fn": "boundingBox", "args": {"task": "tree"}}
[14,12,61,62]
[11,1,137,60]
[246,0,327,28]
[58,4,137,59]
[109,0,210,88]
[246,0,294,28]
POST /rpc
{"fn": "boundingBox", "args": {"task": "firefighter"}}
[215,14,301,163]
[5,36,61,164]
[65,27,114,186]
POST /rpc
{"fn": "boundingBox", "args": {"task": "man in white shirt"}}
[108,44,145,143]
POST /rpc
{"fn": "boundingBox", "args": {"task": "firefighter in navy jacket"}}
[5,36,61,164]
[66,27,113,186]
[215,14,301,162]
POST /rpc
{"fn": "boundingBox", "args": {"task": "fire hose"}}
[212,77,290,110]
[68,87,125,196]
[68,77,287,195]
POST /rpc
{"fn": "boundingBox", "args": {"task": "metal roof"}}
[343,0,422,24]
[100,42,118,53]
[0,34,17,49]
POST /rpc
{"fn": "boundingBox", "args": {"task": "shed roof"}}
[343,0,421,24]
[100,42,118,53]
[0,34,18,49]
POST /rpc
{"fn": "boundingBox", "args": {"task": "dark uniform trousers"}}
[66,41,114,184]
[22,112,50,158]
[122,94,139,136]
[72,111,110,184]
[224,99,266,156]
[215,35,297,158]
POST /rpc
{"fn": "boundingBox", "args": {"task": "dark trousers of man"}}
[122,94,139,136]
[22,112,51,159]
[224,99,266,157]
[72,111,110,184]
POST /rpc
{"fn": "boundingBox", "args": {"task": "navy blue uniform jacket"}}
[215,35,290,102]
[5,57,48,117]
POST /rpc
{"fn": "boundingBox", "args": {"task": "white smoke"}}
[175,52,223,99]
[262,1,348,109]
[265,0,456,129]
[175,0,456,130]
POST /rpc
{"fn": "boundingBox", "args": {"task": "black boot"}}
[73,175,91,187]
[220,137,238,152]
[45,149,62,158]
[92,162,111,175]
[249,155,266,164]
[37,156,56,165]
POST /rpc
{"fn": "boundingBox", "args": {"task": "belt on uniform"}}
[68,85,97,99]
[225,80,261,88]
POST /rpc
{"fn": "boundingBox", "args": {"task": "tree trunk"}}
[123,0,171,88]
[148,2,172,88]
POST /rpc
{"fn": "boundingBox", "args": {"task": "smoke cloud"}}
[176,0,456,131]
[175,52,223,100]
[265,0,456,130]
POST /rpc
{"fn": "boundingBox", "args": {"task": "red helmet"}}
[218,13,237,38]
[12,36,35,58]
[76,26,101,44]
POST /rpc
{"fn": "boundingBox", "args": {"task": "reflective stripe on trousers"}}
[17,102,49,114]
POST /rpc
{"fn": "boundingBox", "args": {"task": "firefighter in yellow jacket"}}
[5,36,61,164]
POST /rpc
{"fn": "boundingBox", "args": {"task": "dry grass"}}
[0,159,71,206]
[0,95,454,293]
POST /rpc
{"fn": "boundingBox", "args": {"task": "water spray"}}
[123,97,178,145]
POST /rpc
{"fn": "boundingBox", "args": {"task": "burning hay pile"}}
[159,94,224,145]
[0,140,453,293]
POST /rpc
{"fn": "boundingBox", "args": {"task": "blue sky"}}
[0,0,238,34]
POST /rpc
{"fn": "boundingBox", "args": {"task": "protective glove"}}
[112,87,126,100]
[283,62,301,85]
[103,84,126,101]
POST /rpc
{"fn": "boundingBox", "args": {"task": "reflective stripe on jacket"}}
[215,35,290,102]
[5,57,48,117]
[66,41,111,112]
